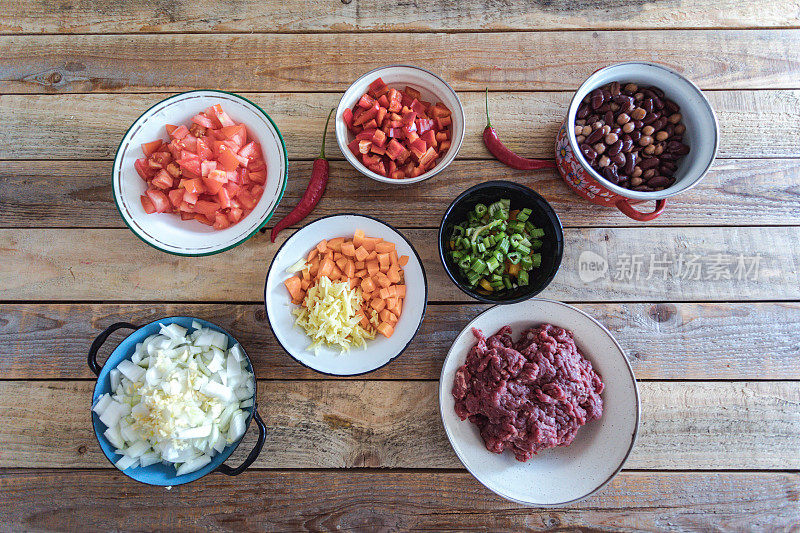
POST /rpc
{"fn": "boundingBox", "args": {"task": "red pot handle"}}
[614,198,666,221]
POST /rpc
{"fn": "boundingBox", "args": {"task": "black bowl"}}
[438,181,564,304]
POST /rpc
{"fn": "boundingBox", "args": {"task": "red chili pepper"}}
[270,108,335,243]
[483,89,556,171]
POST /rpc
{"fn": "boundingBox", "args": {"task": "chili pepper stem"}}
[320,108,335,159]
[484,88,492,128]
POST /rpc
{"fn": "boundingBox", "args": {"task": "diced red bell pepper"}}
[385,139,406,160]
[377,94,390,108]
[348,139,361,158]
[435,116,452,129]
[436,131,450,142]
[391,169,405,179]
[409,138,427,159]
[358,94,377,109]
[417,118,435,133]
[354,103,379,126]
[439,140,451,152]
[387,88,403,113]
[376,107,387,128]
[405,130,419,145]
[358,140,372,154]
[418,146,438,167]
[401,110,416,126]
[421,129,437,148]
[410,99,427,117]
[405,86,422,100]
[343,108,355,131]
[368,161,387,176]
[429,104,451,118]
[370,144,386,156]
[362,153,381,166]
[368,77,389,98]
[356,129,378,141]
[371,129,387,147]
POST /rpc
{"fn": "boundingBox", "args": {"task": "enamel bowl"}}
[112,90,288,256]
[89,317,266,486]
[264,214,427,376]
[335,65,465,185]
[439,298,640,506]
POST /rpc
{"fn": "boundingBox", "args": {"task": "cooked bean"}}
[631,176,643,186]
[598,155,611,167]
[582,125,593,136]
[655,130,669,142]
[586,128,604,144]
[581,143,597,161]
[608,139,623,156]
[624,83,638,94]
[576,135,586,143]
[593,142,606,154]
[622,121,635,133]
[612,151,626,167]
[630,107,646,120]
[638,135,653,147]
[605,133,619,145]
[639,157,660,170]
[642,125,655,136]
[616,113,631,125]
[674,124,686,135]
[609,81,621,96]
[643,168,656,179]
[668,113,682,124]
[643,144,656,155]
[648,175,671,188]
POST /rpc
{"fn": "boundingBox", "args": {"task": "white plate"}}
[264,214,428,375]
[439,298,640,506]
[335,65,465,185]
[113,90,288,256]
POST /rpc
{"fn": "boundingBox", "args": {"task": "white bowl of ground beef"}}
[439,298,640,506]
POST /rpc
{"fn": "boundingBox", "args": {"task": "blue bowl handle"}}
[216,407,266,476]
[88,322,139,376]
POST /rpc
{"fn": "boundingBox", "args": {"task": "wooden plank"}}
[0,380,797,469]
[4,31,800,93]
[4,159,800,229]
[3,302,800,381]
[5,0,800,33]
[1,227,798,302]
[1,470,797,532]
[2,91,798,160]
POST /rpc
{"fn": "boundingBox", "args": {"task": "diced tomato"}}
[248,169,266,185]
[237,188,257,209]
[192,113,215,128]
[217,187,231,208]
[217,147,241,171]
[183,190,199,204]
[194,213,215,226]
[145,188,170,213]
[168,188,184,208]
[207,104,236,127]
[151,169,173,190]
[141,140,163,157]
[195,137,213,160]
[140,195,156,214]
[220,124,247,147]
[238,141,258,160]
[200,160,217,178]
[248,157,266,172]
[227,207,243,224]
[213,213,231,230]
[177,153,202,176]
[193,200,220,217]
[169,124,190,140]
[135,158,154,180]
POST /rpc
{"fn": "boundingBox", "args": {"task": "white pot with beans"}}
[555,62,719,221]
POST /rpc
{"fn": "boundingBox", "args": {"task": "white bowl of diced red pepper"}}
[112,90,288,256]
[335,65,465,184]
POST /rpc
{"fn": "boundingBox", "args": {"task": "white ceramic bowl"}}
[264,214,428,376]
[567,62,719,201]
[439,298,640,506]
[113,90,288,256]
[335,65,465,185]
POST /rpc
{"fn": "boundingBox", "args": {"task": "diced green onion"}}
[517,208,532,222]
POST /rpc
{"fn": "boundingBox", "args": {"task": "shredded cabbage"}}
[292,276,374,354]
[92,322,255,476]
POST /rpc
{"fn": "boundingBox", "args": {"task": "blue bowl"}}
[88,317,265,486]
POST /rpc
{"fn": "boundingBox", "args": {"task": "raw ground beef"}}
[452,324,604,462]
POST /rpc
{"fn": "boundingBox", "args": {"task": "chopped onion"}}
[92,322,255,476]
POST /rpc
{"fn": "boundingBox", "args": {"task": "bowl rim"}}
[438,297,641,506]
[438,180,564,304]
[263,212,429,376]
[111,89,289,257]
[566,61,720,200]
[335,64,465,185]
[90,316,258,486]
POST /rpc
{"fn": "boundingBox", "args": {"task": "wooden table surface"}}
[1,1,799,531]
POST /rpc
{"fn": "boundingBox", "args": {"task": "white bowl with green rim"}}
[112,90,288,256]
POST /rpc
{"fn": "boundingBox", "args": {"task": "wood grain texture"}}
[2,302,800,381]
[0,380,798,469]
[1,470,797,532]
[4,31,800,93]
[4,0,800,33]
[3,91,798,160]
[1,227,798,302]
[4,159,800,229]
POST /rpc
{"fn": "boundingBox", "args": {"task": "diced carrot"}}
[350,278,360,290]
[324,251,334,262]
[353,229,365,248]
[398,255,409,266]
[359,313,371,330]
[316,240,328,253]
[344,260,356,278]
[341,241,356,257]
[355,246,370,262]
[328,237,345,251]
[355,261,365,269]
[386,296,397,310]
[394,285,406,298]
[387,265,402,284]
[362,291,372,301]
[330,264,343,280]
[284,277,303,301]
[366,260,380,276]
[291,297,304,306]
[307,248,319,262]
[355,269,368,278]
[508,262,521,277]
[302,268,311,281]
[376,241,395,254]
[318,258,334,279]
[377,322,394,338]
[333,252,343,261]
[361,277,376,292]
[367,250,378,260]
[375,272,392,288]
[371,298,387,312]
[380,309,398,325]
[300,279,311,291]
[393,298,404,316]
[390,250,399,265]
[336,257,348,270]
[378,253,391,271]
[379,286,395,299]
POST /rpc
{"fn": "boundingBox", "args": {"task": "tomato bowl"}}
[335,65,465,185]
[113,90,288,256]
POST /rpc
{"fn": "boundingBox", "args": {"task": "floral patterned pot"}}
[555,62,719,222]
